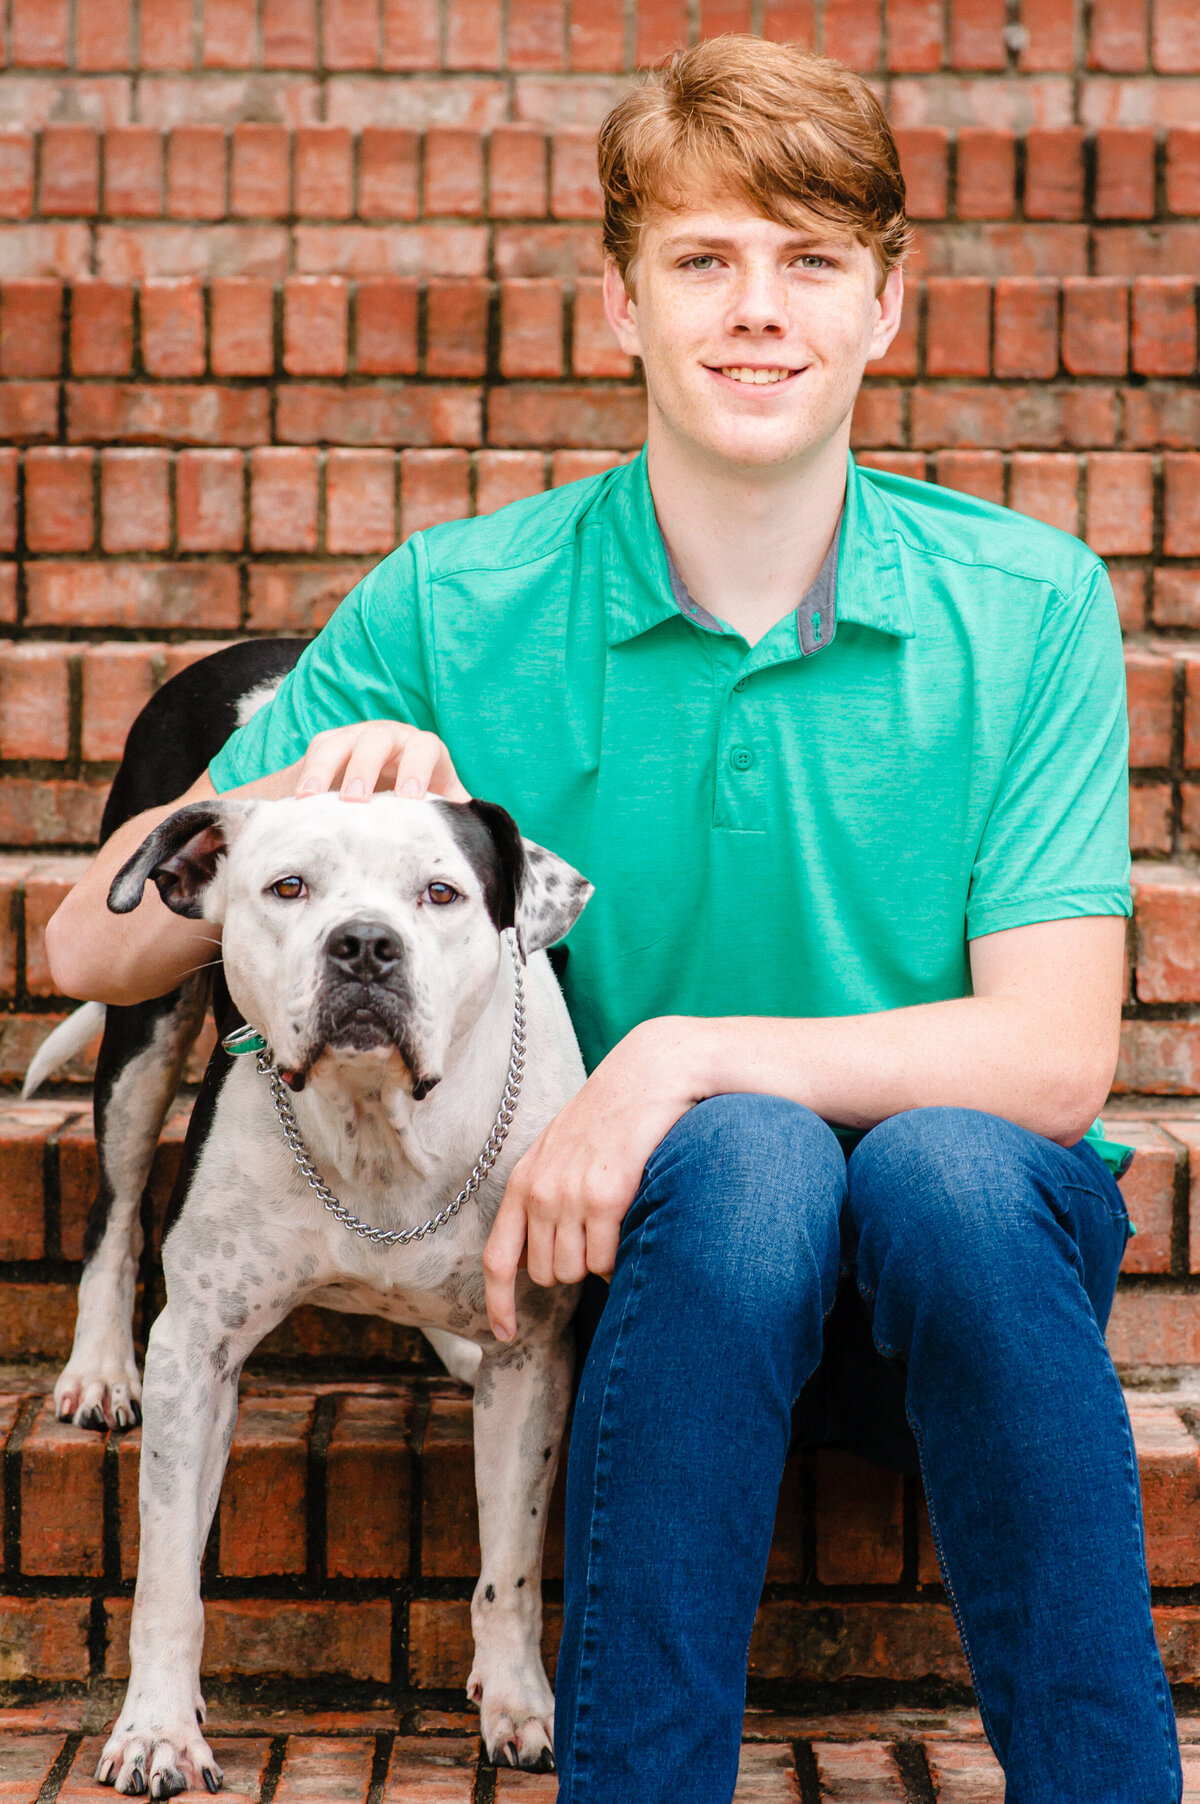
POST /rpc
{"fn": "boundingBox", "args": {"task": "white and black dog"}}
[27,645,593,1791]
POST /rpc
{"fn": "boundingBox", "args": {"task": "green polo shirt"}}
[211,448,1133,1173]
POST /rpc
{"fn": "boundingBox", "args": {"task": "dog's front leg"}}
[468,1300,576,1772]
[97,1296,267,1798]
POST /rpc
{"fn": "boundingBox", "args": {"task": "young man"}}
[49,37,1180,1804]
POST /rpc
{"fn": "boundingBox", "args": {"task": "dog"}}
[27,646,593,1791]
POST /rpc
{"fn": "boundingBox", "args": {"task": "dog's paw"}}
[96,1721,222,1798]
[55,1358,143,1432]
[469,1665,556,1772]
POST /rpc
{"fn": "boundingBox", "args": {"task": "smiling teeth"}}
[720,366,792,384]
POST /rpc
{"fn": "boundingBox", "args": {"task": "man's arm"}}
[483,914,1126,1339]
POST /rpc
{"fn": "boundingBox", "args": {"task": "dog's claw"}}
[96,1758,115,1786]
[202,1769,221,1794]
[128,1761,147,1795]
[77,1405,106,1432]
[531,1748,556,1773]
[503,1743,519,1768]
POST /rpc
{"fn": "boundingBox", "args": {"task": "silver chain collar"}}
[252,931,526,1248]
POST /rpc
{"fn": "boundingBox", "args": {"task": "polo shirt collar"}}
[602,446,915,647]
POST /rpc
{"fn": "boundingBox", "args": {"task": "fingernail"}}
[400,778,421,798]
[344,779,365,799]
[492,1321,510,1342]
[296,780,319,797]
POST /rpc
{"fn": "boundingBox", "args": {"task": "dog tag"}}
[221,1025,269,1056]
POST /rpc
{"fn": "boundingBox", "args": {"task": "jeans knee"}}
[629,1093,844,1319]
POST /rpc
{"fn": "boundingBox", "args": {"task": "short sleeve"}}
[965,560,1131,940]
[208,538,437,793]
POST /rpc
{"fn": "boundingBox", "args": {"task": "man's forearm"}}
[681,992,1118,1148]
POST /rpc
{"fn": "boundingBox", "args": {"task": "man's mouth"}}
[712,365,801,385]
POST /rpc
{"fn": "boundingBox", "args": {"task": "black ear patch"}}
[108,802,235,919]
[435,798,526,936]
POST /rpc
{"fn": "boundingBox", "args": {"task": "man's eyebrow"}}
[657,230,846,254]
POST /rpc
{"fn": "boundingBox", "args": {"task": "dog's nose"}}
[325,919,403,981]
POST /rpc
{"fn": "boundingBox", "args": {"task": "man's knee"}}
[628,1093,844,1317]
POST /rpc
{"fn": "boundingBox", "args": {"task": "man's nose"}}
[325,919,404,981]
[726,265,789,335]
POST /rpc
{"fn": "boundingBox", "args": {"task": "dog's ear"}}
[441,799,593,962]
[108,800,253,919]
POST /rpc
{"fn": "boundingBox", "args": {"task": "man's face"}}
[603,194,903,471]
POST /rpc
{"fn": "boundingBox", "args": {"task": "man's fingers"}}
[483,1196,529,1342]
[552,1223,588,1285]
[394,732,470,801]
[525,1215,557,1288]
[338,722,406,800]
[585,1217,623,1282]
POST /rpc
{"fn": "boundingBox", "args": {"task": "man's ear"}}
[442,799,593,962]
[107,800,253,919]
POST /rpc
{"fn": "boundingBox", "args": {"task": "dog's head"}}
[109,794,591,1098]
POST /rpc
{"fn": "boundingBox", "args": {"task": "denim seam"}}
[561,1208,655,1802]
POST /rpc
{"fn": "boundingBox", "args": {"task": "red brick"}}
[0,279,62,376]
[231,123,290,217]
[23,857,92,994]
[1024,129,1085,219]
[359,128,419,219]
[325,1393,413,1577]
[570,0,624,66]
[11,0,68,66]
[177,447,244,550]
[750,1598,967,1684]
[950,0,1007,68]
[813,1743,906,1798]
[0,131,35,218]
[850,387,905,449]
[1131,1402,1200,1578]
[1155,0,1200,69]
[0,1597,89,1681]
[25,447,94,553]
[1061,278,1128,375]
[924,1743,1005,1803]
[446,0,503,67]
[384,1739,477,1801]
[323,0,380,67]
[167,125,226,220]
[935,450,1004,504]
[0,449,15,555]
[220,1394,312,1577]
[401,448,471,537]
[355,278,419,374]
[551,449,628,485]
[508,0,564,67]
[25,562,239,630]
[0,1109,70,1258]
[1089,0,1148,69]
[488,384,647,449]
[0,383,60,444]
[69,281,132,376]
[1096,128,1156,220]
[210,276,274,377]
[1124,385,1200,451]
[80,642,161,761]
[295,126,353,219]
[0,786,105,850]
[251,447,319,553]
[140,0,195,66]
[383,0,440,68]
[1131,783,1172,855]
[572,277,633,378]
[38,126,98,217]
[1008,451,1078,533]
[925,278,991,377]
[887,0,943,70]
[1165,453,1200,557]
[284,277,349,377]
[498,278,563,377]
[21,1402,104,1577]
[419,1396,477,1575]
[475,449,544,513]
[494,222,604,279]
[274,1738,377,1804]
[489,126,548,218]
[326,448,397,553]
[68,382,269,446]
[894,128,948,219]
[140,278,205,377]
[1126,648,1174,766]
[103,126,164,217]
[1132,278,1197,377]
[1111,564,1147,631]
[425,129,485,217]
[0,644,70,759]
[100,448,171,553]
[955,129,1015,218]
[263,0,318,65]
[1166,128,1200,213]
[246,563,369,630]
[1133,868,1200,1007]
[202,0,256,65]
[992,278,1059,379]
[1017,0,1075,71]
[634,0,688,62]
[0,1728,62,1795]
[0,567,14,626]
[1085,451,1152,555]
[1106,1123,1173,1270]
[104,1596,393,1682]
[814,1448,905,1584]
[550,127,602,218]
[275,385,481,448]
[426,278,489,378]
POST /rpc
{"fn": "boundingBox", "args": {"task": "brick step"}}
[4,1372,1200,1696]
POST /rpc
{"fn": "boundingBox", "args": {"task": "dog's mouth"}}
[293,985,440,1099]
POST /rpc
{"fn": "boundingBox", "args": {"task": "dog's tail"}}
[22,1001,107,1100]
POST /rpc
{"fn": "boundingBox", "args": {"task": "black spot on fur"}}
[516,1576,525,1587]
[434,798,525,933]
[484,1583,495,1602]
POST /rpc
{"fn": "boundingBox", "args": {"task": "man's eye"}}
[426,881,458,906]
[269,876,307,900]
[798,254,831,269]
[685,255,717,270]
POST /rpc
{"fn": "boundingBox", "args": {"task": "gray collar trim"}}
[662,517,841,657]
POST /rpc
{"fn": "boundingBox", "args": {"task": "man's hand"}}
[483,1017,707,1341]
[294,720,469,803]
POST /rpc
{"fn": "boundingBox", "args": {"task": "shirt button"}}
[729,745,755,772]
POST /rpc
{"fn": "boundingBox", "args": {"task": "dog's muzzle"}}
[316,917,431,1080]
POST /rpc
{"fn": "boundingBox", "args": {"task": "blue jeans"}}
[554,1098,1182,1804]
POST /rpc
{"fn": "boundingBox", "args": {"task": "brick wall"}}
[1,0,1199,1094]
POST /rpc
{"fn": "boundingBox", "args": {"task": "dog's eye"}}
[426,881,458,906]
[269,876,307,900]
